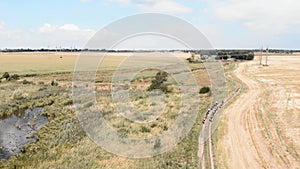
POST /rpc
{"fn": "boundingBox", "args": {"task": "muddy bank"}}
[0,108,48,160]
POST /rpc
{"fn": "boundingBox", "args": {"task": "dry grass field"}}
[0,52,212,168]
[5,52,297,169]
[0,52,77,74]
[215,54,300,169]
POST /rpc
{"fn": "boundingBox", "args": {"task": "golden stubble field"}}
[0,52,193,74]
[216,54,300,169]
[0,52,77,74]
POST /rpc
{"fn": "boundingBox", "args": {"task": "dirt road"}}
[218,55,300,169]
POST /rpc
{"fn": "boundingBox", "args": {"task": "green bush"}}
[10,74,20,80]
[150,123,157,128]
[199,86,210,94]
[22,79,31,84]
[1,72,10,80]
[163,124,168,131]
[148,71,169,93]
[141,126,151,133]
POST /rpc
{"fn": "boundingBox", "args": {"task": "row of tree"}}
[217,51,254,60]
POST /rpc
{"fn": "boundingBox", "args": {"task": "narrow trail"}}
[198,63,243,169]
[208,123,214,169]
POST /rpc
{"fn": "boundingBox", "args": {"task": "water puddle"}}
[0,107,48,160]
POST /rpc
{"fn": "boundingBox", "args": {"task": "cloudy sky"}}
[0,0,299,49]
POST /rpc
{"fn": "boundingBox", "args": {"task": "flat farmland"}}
[0,52,134,74]
[0,52,77,74]
[215,54,300,169]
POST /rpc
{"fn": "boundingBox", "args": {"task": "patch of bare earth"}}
[217,55,300,169]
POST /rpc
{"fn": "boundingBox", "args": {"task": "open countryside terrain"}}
[0,52,212,168]
[215,54,300,169]
[0,52,299,168]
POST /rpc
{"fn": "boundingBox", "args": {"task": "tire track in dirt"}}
[222,61,290,169]
[225,62,264,168]
[208,122,214,169]
[256,88,296,167]
[246,105,269,169]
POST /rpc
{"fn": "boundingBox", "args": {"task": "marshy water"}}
[0,107,48,160]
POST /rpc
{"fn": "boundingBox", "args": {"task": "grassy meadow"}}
[0,52,215,168]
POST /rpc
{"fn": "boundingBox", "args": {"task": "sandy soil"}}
[218,55,300,169]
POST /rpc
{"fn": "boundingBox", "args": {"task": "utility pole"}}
[260,47,263,65]
[265,47,269,66]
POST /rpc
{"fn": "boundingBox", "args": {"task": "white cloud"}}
[0,22,25,48]
[39,23,85,33]
[0,23,96,48]
[210,0,300,35]
[36,23,96,48]
[112,0,193,14]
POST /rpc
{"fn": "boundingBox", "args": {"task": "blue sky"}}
[0,0,299,49]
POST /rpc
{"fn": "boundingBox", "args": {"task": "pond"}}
[0,107,48,160]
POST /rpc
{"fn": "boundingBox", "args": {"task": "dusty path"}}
[198,67,242,169]
[224,62,266,168]
[219,56,300,169]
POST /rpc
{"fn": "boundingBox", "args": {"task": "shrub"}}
[199,86,210,94]
[141,126,151,133]
[163,125,168,131]
[186,57,193,63]
[1,72,10,80]
[38,81,45,85]
[22,79,31,84]
[51,80,58,86]
[153,138,161,150]
[10,74,20,80]
[148,71,169,93]
[150,123,157,128]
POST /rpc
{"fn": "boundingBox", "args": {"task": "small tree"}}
[148,71,168,93]
[199,86,210,94]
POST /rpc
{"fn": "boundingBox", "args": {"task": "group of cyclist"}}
[202,100,224,124]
